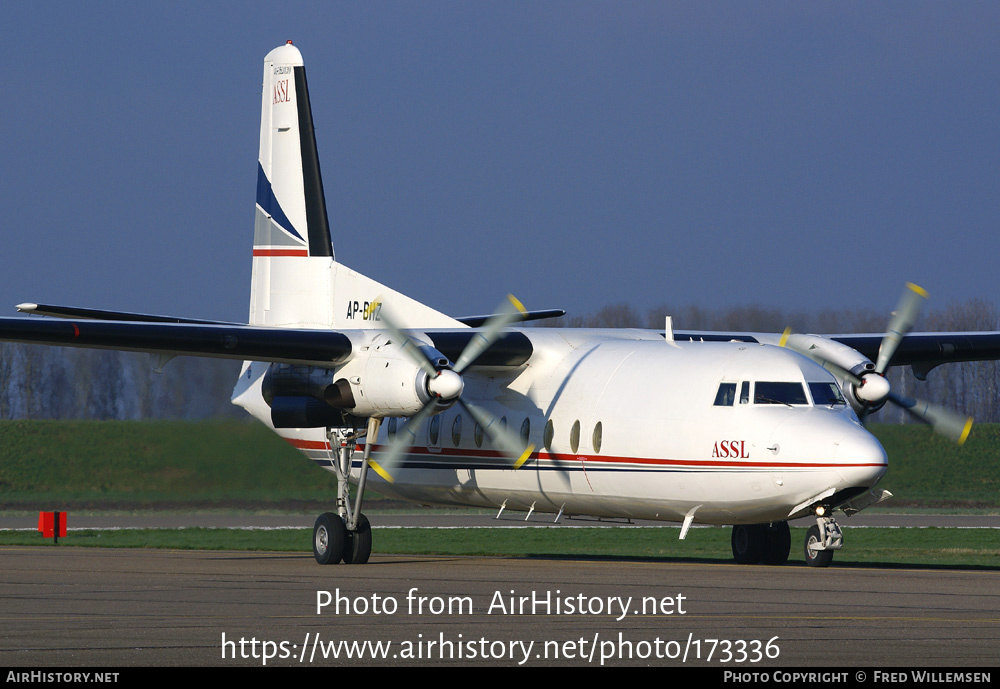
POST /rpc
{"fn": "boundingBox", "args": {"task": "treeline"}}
[1,297,997,423]
[0,345,242,420]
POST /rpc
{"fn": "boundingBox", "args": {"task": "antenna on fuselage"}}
[664,316,680,347]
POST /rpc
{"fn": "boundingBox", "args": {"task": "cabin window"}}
[452,414,463,446]
[592,421,603,454]
[428,415,441,445]
[544,419,554,451]
[754,381,809,405]
[520,418,531,445]
[474,421,484,448]
[739,381,750,404]
[809,382,846,406]
[714,383,737,406]
[570,420,581,453]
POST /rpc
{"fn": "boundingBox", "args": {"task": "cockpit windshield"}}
[714,381,846,407]
[753,381,809,405]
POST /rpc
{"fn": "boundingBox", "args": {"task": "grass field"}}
[1,419,997,509]
[1,419,997,567]
[0,419,339,508]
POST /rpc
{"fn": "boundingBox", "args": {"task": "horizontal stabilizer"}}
[455,309,566,328]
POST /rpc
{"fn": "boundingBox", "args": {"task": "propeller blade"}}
[875,282,928,374]
[373,297,439,377]
[453,294,528,374]
[458,398,535,469]
[887,391,973,445]
[368,402,438,483]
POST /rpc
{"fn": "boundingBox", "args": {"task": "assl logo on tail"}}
[273,79,291,104]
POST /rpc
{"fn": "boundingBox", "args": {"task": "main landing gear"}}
[731,511,844,567]
[731,522,791,565]
[313,418,379,565]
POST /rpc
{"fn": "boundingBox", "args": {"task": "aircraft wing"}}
[0,317,354,366]
[18,302,567,330]
[0,316,533,369]
[673,330,1000,372]
[827,332,1000,369]
[15,302,239,325]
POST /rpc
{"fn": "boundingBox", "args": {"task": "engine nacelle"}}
[261,364,355,408]
[261,363,358,428]
[784,333,885,416]
[352,348,433,417]
[259,336,457,426]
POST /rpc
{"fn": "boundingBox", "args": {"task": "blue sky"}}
[5,3,998,325]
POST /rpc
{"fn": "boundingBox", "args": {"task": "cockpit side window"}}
[754,381,809,405]
[739,381,750,404]
[714,383,737,406]
[809,382,846,406]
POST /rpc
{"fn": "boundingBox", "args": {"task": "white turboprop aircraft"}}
[4,43,999,568]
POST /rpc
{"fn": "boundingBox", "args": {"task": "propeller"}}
[366,295,535,482]
[782,283,973,445]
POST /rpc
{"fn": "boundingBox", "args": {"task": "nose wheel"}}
[803,516,843,568]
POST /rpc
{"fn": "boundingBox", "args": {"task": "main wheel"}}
[313,512,347,565]
[803,525,834,567]
[731,524,764,564]
[762,522,791,565]
[343,513,372,565]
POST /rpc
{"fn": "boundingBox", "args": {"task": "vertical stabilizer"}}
[251,42,334,327]
[248,43,461,332]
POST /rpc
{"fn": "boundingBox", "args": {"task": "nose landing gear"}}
[803,515,843,568]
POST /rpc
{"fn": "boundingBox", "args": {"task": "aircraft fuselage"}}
[262,329,887,526]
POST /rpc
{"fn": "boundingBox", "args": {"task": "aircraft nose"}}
[835,428,888,487]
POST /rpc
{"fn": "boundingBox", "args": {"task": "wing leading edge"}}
[0,316,534,369]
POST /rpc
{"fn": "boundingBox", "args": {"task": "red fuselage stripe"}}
[283,437,885,469]
[253,248,309,256]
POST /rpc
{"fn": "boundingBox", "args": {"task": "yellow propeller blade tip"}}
[368,458,395,484]
[507,294,527,315]
[513,444,535,470]
[779,327,792,348]
[906,282,929,299]
[958,418,973,446]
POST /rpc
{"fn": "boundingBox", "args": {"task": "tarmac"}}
[1,542,998,667]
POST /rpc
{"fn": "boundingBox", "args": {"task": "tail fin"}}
[255,41,331,259]
[250,41,334,327]
[249,43,461,331]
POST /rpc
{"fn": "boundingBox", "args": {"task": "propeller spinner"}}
[367,295,535,482]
